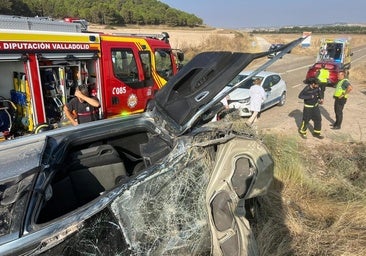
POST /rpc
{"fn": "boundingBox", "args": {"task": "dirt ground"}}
[256,70,366,145]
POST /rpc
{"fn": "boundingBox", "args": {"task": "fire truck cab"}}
[0,16,183,140]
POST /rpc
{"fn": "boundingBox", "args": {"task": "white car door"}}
[261,75,282,109]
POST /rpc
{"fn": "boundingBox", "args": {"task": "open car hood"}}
[149,36,306,136]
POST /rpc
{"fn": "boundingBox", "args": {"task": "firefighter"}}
[298,77,324,139]
[316,63,330,100]
[331,70,353,130]
[63,85,100,126]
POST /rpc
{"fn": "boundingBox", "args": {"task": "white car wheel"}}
[277,92,286,106]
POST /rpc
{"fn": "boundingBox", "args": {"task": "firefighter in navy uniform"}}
[64,85,100,126]
[298,78,324,139]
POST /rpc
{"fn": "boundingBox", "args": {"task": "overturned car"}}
[0,38,303,256]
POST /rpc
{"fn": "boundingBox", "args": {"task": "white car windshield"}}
[227,75,263,89]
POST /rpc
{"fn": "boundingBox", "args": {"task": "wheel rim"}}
[280,92,286,105]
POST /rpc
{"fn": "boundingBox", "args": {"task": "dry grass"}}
[176,30,261,61]
[260,134,366,256]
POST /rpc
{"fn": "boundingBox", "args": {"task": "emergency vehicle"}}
[305,38,352,86]
[63,17,88,32]
[0,15,183,140]
[316,38,352,70]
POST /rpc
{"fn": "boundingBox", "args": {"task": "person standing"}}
[64,85,100,126]
[331,70,353,130]
[246,77,266,126]
[298,78,324,139]
[316,63,330,100]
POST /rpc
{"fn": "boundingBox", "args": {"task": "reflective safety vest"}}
[334,79,349,98]
[317,68,329,83]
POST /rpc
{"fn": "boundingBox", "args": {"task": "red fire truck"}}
[0,15,183,140]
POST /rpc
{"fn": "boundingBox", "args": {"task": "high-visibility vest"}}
[317,68,329,83]
[334,79,349,98]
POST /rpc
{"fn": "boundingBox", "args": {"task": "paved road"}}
[249,45,366,142]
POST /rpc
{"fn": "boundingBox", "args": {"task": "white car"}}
[226,70,287,117]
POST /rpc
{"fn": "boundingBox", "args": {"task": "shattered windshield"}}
[111,140,213,255]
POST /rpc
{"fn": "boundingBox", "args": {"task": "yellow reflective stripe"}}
[304,103,318,107]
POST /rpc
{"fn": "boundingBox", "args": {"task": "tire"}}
[277,92,286,106]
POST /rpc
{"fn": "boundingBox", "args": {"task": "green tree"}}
[165,8,180,26]
[3,0,204,27]
[0,0,13,14]
[0,0,33,16]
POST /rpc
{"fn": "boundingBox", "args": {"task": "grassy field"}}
[258,134,366,255]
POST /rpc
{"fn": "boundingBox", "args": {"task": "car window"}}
[271,75,281,86]
[263,75,280,89]
[155,49,174,80]
[0,173,36,238]
[228,74,252,89]
[112,49,138,83]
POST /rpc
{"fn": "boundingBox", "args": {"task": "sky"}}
[159,0,366,29]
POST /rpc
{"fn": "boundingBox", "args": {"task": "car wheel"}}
[277,92,286,106]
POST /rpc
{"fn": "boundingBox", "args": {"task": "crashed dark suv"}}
[0,38,303,256]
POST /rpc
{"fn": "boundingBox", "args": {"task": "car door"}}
[262,74,283,109]
[0,137,46,249]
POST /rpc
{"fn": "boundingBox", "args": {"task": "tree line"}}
[0,0,203,27]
